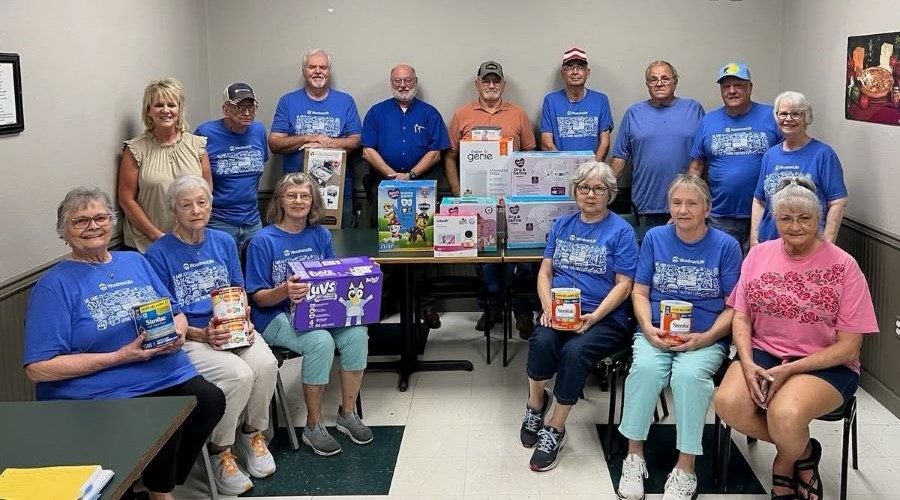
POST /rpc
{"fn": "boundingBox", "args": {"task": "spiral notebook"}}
[0,464,114,499]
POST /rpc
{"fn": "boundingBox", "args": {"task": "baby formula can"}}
[660,300,692,345]
[211,287,250,349]
[550,287,581,330]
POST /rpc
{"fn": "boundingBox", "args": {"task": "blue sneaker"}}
[529,425,566,471]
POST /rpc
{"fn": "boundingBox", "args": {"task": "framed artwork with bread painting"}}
[845,31,900,126]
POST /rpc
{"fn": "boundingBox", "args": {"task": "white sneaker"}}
[617,453,648,499]
[662,467,698,500]
[235,430,277,478]
[210,449,253,496]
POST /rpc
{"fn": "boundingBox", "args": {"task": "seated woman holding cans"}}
[715,177,878,500]
[520,161,638,472]
[245,172,371,457]
[145,175,278,496]
[616,174,743,500]
[23,186,225,500]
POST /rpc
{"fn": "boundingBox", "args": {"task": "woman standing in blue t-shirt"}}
[520,161,638,472]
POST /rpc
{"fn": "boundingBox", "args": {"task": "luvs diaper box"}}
[289,257,383,331]
[377,180,437,251]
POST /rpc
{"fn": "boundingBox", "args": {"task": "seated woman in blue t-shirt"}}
[616,174,742,500]
[521,161,639,472]
[23,187,225,500]
[245,173,371,457]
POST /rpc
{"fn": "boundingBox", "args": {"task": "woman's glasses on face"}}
[576,184,608,196]
[283,192,313,202]
[70,213,115,230]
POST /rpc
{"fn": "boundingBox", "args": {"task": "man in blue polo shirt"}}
[361,64,450,328]
[269,48,362,228]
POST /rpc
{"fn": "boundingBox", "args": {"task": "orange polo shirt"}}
[448,100,537,152]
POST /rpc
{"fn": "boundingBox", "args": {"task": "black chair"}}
[501,271,540,367]
[414,276,497,362]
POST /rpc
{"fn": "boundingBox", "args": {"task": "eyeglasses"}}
[230,102,258,113]
[646,76,674,86]
[576,184,608,196]
[391,77,416,86]
[776,214,815,226]
[562,64,588,72]
[70,213,116,230]
[776,111,804,120]
[283,192,313,202]
[479,79,503,87]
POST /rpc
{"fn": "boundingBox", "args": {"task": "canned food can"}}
[660,300,693,345]
[550,287,581,330]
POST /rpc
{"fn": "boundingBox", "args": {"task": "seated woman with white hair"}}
[716,177,878,500]
[145,175,278,497]
[750,90,848,247]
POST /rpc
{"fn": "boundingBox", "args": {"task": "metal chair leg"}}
[713,414,721,486]
[485,305,492,365]
[201,444,220,500]
[659,392,670,418]
[720,425,732,493]
[604,367,618,461]
[276,372,300,451]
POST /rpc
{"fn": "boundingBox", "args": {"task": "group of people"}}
[21,46,878,500]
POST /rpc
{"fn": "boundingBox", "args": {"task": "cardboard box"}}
[132,297,179,349]
[433,214,478,257]
[303,148,347,228]
[289,257,383,331]
[377,180,437,251]
[509,151,594,196]
[471,126,502,141]
[504,195,579,248]
[459,137,513,197]
[440,196,498,252]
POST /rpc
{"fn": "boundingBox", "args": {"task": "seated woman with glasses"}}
[616,174,742,500]
[245,173,371,458]
[716,177,878,500]
[23,187,225,500]
[145,175,278,496]
[750,91,848,247]
[520,161,638,472]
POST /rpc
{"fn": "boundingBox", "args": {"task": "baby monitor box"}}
[303,148,347,228]
[504,195,578,248]
[459,137,513,197]
[132,297,179,349]
[433,214,478,258]
[509,151,594,196]
[377,180,436,251]
[441,196,498,252]
[289,257,383,331]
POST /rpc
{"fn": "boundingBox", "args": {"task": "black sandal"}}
[794,438,824,500]
[772,473,799,499]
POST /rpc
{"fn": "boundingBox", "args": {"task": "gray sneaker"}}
[336,405,374,445]
[302,422,342,456]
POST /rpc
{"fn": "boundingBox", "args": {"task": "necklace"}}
[70,253,115,279]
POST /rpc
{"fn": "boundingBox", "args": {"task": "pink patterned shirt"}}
[727,239,878,372]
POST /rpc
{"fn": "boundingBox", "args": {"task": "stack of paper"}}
[0,465,114,499]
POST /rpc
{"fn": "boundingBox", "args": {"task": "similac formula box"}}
[433,214,478,257]
[289,257,383,331]
[508,151,595,196]
[459,137,513,197]
[132,297,179,349]
[377,180,437,251]
[504,195,578,248]
[440,196,498,252]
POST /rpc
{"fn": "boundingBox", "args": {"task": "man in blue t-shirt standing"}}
[195,83,268,249]
[688,63,782,252]
[269,49,362,228]
[540,48,614,161]
[361,64,450,329]
[610,61,705,227]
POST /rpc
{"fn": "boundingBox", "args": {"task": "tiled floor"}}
[178,311,900,499]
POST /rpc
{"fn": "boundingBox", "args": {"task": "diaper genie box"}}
[289,257,383,331]
[504,195,578,248]
[303,148,347,228]
[440,196,498,252]
[459,137,513,197]
[509,151,594,196]
[433,214,478,257]
[377,180,436,251]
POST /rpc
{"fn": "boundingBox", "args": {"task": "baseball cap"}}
[562,48,588,65]
[716,63,751,83]
[223,82,257,104]
[476,61,504,79]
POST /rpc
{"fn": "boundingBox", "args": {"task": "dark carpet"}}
[243,426,404,497]
[597,423,767,495]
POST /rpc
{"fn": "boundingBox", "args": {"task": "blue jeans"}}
[708,216,750,254]
[207,218,262,250]
[526,317,628,405]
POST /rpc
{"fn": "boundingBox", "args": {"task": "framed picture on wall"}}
[0,53,24,135]
[845,32,900,126]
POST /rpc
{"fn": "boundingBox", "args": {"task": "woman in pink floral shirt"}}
[715,177,877,500]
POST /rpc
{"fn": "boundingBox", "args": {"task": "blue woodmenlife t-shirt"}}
[144,228,244,328]
[244,224,335,332]
[540,88,614,153]
[23,252,197,400]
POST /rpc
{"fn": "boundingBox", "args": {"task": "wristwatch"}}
[408,170,418,179]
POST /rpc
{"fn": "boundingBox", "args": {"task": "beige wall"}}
[0,0,209,283]
[781,0,900,238]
